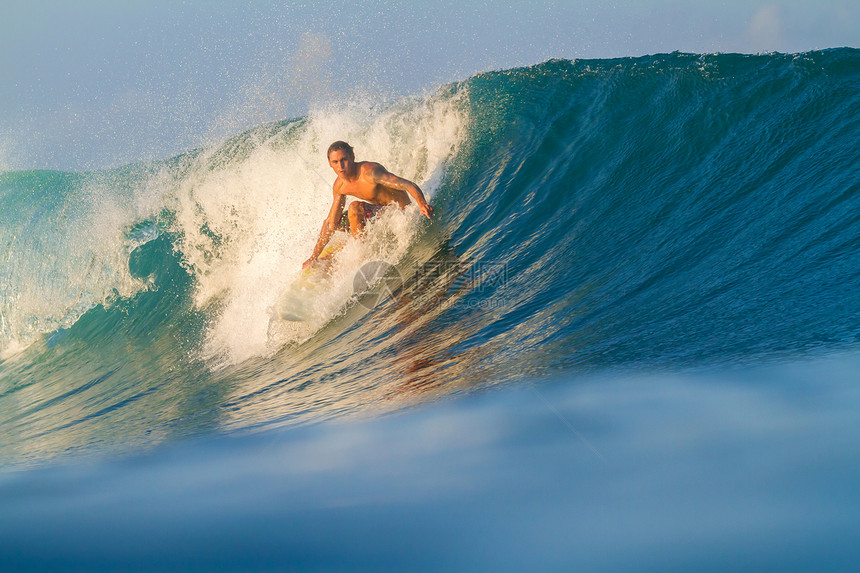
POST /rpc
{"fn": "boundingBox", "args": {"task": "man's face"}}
[328,150,354,176]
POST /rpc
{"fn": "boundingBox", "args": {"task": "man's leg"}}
[347,201,368,238]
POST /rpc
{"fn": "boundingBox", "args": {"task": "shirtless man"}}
[302,141,434,269]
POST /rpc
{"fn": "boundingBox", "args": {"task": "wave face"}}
[1,49,859,466]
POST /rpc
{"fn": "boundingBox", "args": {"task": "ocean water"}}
[1,50,859,570]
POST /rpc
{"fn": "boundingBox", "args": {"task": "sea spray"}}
[167,90,468,364]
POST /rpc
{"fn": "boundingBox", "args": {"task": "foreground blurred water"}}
[2,353,859,571]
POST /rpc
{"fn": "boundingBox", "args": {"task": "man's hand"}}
[419,203,434,219]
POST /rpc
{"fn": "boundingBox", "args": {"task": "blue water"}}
[1,50,859,570]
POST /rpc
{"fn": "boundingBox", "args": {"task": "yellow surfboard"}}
[275,232,349,321]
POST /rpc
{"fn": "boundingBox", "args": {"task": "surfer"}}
[302,141,434,270]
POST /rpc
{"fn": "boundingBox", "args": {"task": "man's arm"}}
[303,190,345,269]
[368,165,434,218]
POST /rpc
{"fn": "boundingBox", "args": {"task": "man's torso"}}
[335,162,410,207]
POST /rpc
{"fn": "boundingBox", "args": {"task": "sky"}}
[1,0,857,172]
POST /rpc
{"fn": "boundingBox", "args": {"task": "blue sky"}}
[1,0,857,171]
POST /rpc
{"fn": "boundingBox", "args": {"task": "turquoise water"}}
[1,50,859,569]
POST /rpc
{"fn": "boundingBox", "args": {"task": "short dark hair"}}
[327,141,354,159]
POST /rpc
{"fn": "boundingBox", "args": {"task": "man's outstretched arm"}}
[369,166,434,218]
[303,191,345,269]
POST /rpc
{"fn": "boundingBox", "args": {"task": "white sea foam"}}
[168,90,468,365]
[0,87,467,362]
[0,168,162,358]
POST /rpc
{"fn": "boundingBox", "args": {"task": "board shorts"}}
[337,202,384,231]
